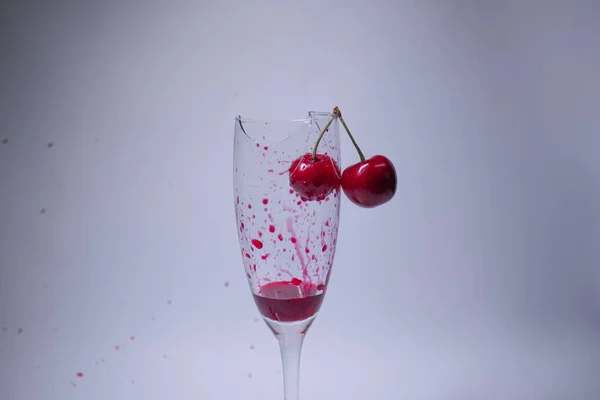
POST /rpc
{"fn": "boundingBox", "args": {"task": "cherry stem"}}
[338,113,366,162]
[311,114,336,160]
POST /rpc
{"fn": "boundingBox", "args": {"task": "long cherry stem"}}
[311,114,336,160]
[338,112,366,162]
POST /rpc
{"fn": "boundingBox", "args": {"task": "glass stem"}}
[278,333,305,400]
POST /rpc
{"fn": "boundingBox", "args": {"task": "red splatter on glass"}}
[261,253,270,260]
[305,247,310,254]
[322,245,328,252]
[291,278,302,286]
[264,146,268,150]
[262,198,269,205]
[277,233,283,241]
[317,284,325,291]
[76,372,84,377]
[251,239,263,249]
[258,231,263,237]
[269,225,275,233]
[245,253,251,259]
[256,143,260,147]
[291,237,297,244]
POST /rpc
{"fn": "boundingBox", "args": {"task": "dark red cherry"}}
[289,153,341,201]
[341,155,397,208]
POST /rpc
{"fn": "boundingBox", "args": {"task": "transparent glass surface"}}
[233,111,341,399]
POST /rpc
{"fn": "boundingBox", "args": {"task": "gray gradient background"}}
[1,1,599,399]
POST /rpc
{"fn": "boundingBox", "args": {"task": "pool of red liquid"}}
[253,281,324,322]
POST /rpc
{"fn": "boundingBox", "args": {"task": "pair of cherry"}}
[289,107,396,208]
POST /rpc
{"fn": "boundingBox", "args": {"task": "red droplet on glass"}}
[251,239,263,249]
[291,278,302,286]
[269,225,275,233]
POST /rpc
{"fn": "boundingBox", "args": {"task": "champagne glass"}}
[233,111,341,399]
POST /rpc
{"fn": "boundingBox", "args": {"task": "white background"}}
[1,1,600,399]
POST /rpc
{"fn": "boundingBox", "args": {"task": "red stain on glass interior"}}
[251,239,263,249]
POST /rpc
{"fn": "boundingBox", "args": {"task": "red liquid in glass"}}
[253,281,324,322]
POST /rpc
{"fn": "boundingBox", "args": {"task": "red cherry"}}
[341,155,397,208]
[289,153,341,201]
